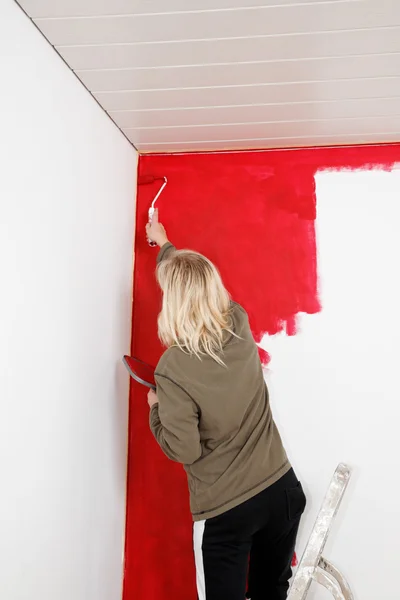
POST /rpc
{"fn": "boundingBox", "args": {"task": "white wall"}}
[0,3,137,600]
[263,167,400,599]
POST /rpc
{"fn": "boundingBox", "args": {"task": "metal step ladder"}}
[288,463,353,600]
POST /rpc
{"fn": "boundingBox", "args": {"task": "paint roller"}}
[138,174,168,247]
[122,175,167,387]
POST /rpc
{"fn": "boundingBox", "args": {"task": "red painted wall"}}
[123,145,399,600]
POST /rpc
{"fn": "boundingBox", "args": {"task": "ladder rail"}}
[287,463,353,600]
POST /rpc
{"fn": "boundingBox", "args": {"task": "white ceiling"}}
[16,0,400,153]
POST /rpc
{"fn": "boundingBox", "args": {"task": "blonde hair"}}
[156,249,234,365]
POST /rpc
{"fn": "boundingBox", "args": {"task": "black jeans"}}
[194,468,306,600]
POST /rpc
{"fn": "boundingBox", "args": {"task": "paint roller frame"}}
[138,174,168,247]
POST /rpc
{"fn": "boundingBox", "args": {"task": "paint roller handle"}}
[146,208,169,248]
[147,207,157,247]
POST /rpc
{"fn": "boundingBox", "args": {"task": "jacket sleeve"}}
[157,242,176,264]
[149,374,202,465]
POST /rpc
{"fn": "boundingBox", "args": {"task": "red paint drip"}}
[124,144,400,600]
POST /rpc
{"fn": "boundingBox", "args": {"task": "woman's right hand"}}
[146,208,169,248]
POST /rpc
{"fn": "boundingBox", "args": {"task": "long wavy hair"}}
[156,249,234,365]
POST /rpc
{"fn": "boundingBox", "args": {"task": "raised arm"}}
[145,207,175,262]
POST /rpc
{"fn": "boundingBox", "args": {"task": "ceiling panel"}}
[19,0,343,18]
[16,0,400,152]
[136,132,400,152]
[94,78,400,112]
[124,115,400,145]
[33,3,398,46]
[77,54,400,92]
[58,27,400,71]
[109,98,400,129]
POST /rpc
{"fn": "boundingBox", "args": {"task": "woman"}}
[146,210,306,600]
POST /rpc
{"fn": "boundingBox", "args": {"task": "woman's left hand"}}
[147,389,159,408]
